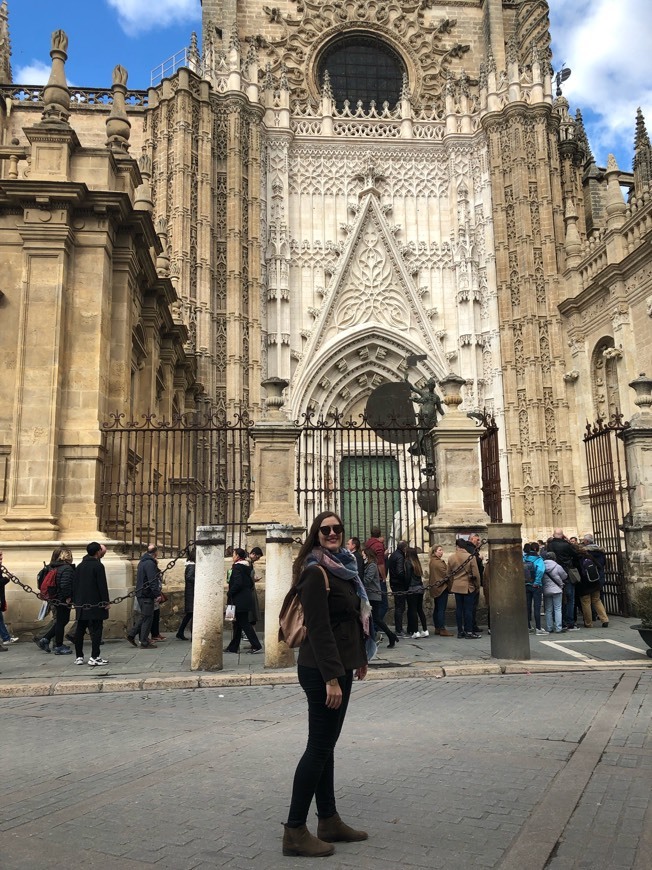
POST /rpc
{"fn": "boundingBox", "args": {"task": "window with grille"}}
[318,35,405,109]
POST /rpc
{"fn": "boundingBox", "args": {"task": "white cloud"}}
[548,0,652,167]
[14,60,51,85]
[106,0,201,37]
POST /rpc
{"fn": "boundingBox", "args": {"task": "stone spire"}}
[605,154,626,229]
[574,109,594,166]
[40,29,70,126]
[105,64,131,153]
[0,0,11,83]
[633,107,652,193]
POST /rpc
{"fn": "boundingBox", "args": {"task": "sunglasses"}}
[319,524,343,537]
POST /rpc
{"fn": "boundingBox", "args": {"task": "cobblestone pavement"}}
[1,616,649,695]
[2,670,650,869]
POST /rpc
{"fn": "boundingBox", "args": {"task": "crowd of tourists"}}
[0,525,610,660]
[346,525,610,644]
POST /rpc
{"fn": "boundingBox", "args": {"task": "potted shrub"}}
[631,585,652,658]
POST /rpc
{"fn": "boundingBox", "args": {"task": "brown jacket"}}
[296,565,367,682]
[428,554,449,598]
[448,548,481,595]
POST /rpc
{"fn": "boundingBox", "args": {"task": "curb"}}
[0,660,650,698]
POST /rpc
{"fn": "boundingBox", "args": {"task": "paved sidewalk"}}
[1,616,650,697]
[2,670,651,869]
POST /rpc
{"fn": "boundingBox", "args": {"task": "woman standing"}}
[542,551,566,633]
[448,538,481,639]
[362,547,398,649]
[37,547,76,655]
[283,512,369,858]
[224,548,262,654]
[176,548,195,640]
[428,544,453,636]
[405,549,429,639]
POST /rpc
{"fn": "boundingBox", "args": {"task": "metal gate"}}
[478,411,503,522]
[295,412,435,552]
[583,414,631,616]
[99,411,253,558]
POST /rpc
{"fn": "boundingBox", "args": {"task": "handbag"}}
[225,604,236,621]
[568,567,581,585]
[278,567,329,648]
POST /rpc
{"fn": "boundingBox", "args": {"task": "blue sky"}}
[6,0,652,172]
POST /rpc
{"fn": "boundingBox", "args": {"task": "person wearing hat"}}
[72,542,110,666]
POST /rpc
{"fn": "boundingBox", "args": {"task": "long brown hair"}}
[292,510,345,585]
[407,548,422,577]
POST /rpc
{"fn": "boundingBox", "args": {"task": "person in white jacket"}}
[542,552,567,633]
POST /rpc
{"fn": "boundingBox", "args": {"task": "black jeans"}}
[44,604,71,647]
[407,592,427,633]
[129,597,155,644]
[370,599,396,643]
[287,666,354,827]
[432,591,449,630]
[74,618,103,658]
[226,610,261,651]
[454,593,474,634]
[393,592,407,633]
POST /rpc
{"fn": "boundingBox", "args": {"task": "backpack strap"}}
[317,565,330,592]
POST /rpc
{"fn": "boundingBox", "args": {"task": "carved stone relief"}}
[257,0,471,108]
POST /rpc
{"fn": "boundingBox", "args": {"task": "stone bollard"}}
[191,525,225,671]
[264,524,296,669]
[488,523,530,660]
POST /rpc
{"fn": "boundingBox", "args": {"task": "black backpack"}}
[583,557,600,583]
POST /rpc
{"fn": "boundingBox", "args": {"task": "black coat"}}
[296,566,367,682]
[184,562,195,614]
[73,554,110,621]
[227,562,254,612]
[51,560,75,603]
[0,573,8,609]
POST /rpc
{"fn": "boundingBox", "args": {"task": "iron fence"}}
[583,413,631,616]
[99,411,253,559]
[295,412,436,552]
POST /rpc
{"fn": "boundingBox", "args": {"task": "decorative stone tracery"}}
[257,0,471,108]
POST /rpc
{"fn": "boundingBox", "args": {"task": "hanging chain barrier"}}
[0,540,195,612]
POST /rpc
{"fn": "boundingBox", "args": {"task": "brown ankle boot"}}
[317,813,368,843]
[439,628,454,637]
[282,824,335,857]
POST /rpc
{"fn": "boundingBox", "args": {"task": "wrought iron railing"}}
[583,413,631,616]
[99,411,253,559]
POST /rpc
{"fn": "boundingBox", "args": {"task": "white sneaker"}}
[74,656,85,665]
[535,628,548,636]
[6,636,19,643]
[88,656,109,666]
[411,632,421,639]
[421,630,429,637]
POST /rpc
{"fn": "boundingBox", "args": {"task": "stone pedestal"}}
[264,524,296,669]
[622,374,652,602]
[488,523,530,661]
[191,525,226,671]
[247,379,304,549]
[428,374,489,549]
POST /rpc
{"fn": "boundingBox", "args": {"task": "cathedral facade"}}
[1,1,651,610]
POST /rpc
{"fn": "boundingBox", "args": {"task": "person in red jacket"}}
[363,527,386,580]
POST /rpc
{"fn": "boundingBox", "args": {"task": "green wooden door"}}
[339,456,400,543]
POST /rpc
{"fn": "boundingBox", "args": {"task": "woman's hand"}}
[325,680,342,709]
[356,664,368,681]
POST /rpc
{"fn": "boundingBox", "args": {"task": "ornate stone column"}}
[264,524,296,669]
[428,373,490,550]
[621,374,652,600]
[247,379,305,548]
